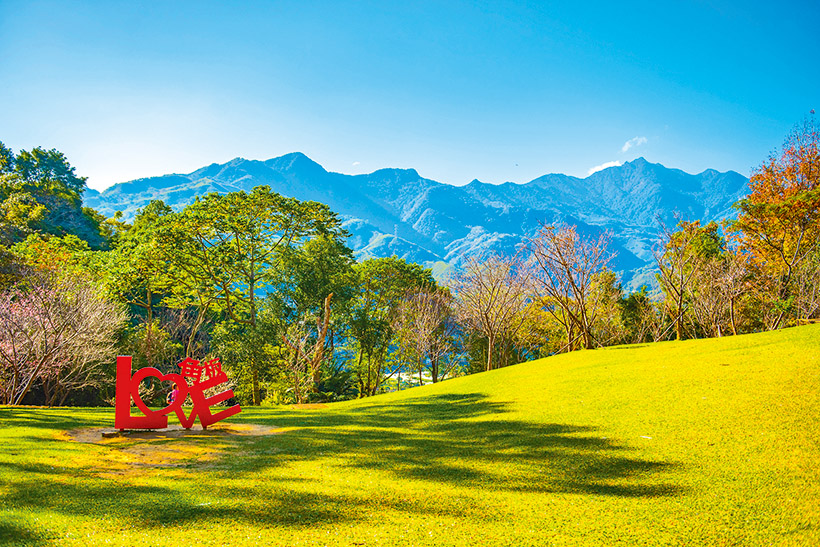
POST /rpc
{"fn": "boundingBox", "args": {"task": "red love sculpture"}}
[114,355,241,431]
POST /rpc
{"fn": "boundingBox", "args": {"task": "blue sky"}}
[1,1,817,191]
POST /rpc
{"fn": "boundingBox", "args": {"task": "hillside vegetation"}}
[84,153,749,285]
[2,324,818,546]
[4,117,818,409]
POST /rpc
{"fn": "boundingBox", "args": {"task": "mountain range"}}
[84,153,750,289]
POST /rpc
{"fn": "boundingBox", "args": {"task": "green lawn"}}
[2,324,819,546]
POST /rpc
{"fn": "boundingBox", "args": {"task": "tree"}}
[277,234,356,391]
[0,275,126,405]
[731,113,820,329]
[0,246,31,289]
[653,220,713,340]
[0,143,13,174]
[13,147,86,202]
[587,269,626,347]
[347,257,435,396]
[105,201,185,363]
[155,187,345,404]
[686,241,751,337]
[452,253,529,371]
[0,142,106,249]
[210,303,283,406]
[392,288,462,384]
[792,246,820,322]
[0,189,46,245]
[527,224,614,350]
[11,233,99,279]
[282,293,333,403]
[717,247,751,336]
[619,286,663,344]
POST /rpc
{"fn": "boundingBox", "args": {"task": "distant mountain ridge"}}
[84,153,750,289]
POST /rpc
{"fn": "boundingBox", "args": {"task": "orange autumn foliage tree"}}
[731,113,820,329]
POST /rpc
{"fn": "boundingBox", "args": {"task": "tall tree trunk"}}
[772,264,796,331]
[312,294,333,391]
[356,348,365,398]
[675,299,684,341]
[580,306,593,349]
[729,297,738,336]
[45,379,58,407]
[371,349,385,395]
[486,333,495,371]
[58,388,70,407]
[772,311,785,330]
[13,357,49,405]
[291,348,302,403]
[582,328,592,349]
[293,371,302,404]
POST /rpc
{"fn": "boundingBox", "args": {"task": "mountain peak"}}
[629,156,649,164]
[264,152,326,175]
[613,157,662,173]
[274,151,310,162]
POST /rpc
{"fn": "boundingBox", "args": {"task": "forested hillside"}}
[1,114,818,408]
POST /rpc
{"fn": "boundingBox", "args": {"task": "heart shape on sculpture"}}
[130,367,190,417]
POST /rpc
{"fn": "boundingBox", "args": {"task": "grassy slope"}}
[1,324,818,546]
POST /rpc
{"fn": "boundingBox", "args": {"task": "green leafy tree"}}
[104,201,183,363]
[0,142,106,248]
[0,190,46,245]
[587,269,625,346]
[13,147,86,202]
[0,143,13,174]
[155,186,345,404]
[210,302,285,406]
[277,234,356,392]
[347,257,435,397]
[618,286,663,344]
[11,234,99,278]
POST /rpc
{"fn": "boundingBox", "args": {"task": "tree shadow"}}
[1,392,684,536]
[0,520,49,546]
[1,478,352,529]
[0,407,110,430]
[229,392,683,498]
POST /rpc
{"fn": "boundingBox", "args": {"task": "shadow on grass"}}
[235,392,683,498]
[0,521,49,546]
[1,392,684,534]
[0,406,111,431]
[2,479,351,529]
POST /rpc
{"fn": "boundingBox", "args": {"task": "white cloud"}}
[622,136,647,153]
[587,160,622,176]
[352,161,361,166]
